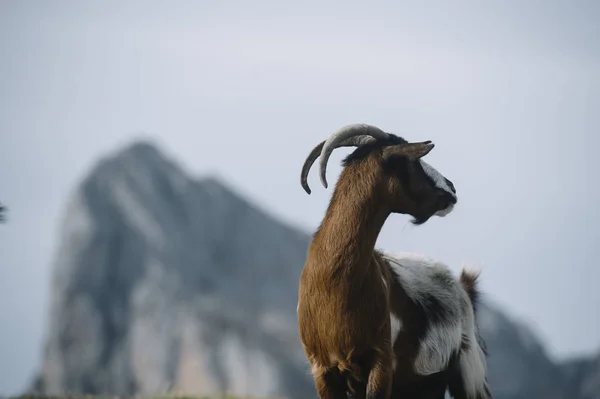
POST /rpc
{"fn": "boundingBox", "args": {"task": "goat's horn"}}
[300,134,382,194]
[318,124,389,188]
[300,140,325,195]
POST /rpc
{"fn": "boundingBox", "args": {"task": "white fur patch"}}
[382,251,490,395]
[381,252,462,318]
[380,252,464,376]
[419,160,456,216]
[390,313,402,343]
[420,160,454,195]
[390,313,402,371]
[460,340,488,398]
[383,273,403,371]
[382,252,462,375]
[415,321,463,376]
[381,267,403,372]
[435,203,454,217]
[458,291,489,398]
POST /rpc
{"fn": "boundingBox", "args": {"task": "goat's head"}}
[300,123,457,225]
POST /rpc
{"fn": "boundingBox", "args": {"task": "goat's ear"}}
[383,141,435,162]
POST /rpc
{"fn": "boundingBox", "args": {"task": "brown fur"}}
[460,269,481,314]
[297,142,458,399]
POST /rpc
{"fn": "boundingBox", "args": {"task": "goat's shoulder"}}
[378,250,462,306]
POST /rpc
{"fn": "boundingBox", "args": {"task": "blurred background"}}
[1,1,599,398]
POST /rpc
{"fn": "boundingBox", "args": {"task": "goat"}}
[296,124,492,399]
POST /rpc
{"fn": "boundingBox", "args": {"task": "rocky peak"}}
[29,140,599,399]
[34,140,313,398]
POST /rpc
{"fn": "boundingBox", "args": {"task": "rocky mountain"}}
[478,302,599,399]
[28,141,598,398]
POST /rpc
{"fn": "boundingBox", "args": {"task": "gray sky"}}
[1,0,599,395]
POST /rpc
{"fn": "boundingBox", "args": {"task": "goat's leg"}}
[448,375,493,399]
[365,350,393,399]
[448,364,493,399]
[349,391,366,399]
[347,379,366,399]
[314,367,347,399]
[447,351,493,399]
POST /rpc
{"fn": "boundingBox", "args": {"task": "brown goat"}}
[297,124,492,399]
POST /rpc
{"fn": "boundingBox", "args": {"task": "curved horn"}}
[319,124,389,188]
[300,135,382,194]
[300,140,325,195]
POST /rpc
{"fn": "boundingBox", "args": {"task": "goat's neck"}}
[314,173,390,273]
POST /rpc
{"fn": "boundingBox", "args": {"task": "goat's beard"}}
[411,214,431,225]
[412,202,454,224]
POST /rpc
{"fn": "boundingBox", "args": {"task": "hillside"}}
[28,141,599,399]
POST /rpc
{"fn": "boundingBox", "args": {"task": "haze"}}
[1,0,599,395]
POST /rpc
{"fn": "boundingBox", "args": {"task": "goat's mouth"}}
[433,192,457,217]
[409,193,456,224]
[435,203,455,217]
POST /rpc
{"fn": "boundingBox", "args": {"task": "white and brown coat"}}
[297,124,492,399]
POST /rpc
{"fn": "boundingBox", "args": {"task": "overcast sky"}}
[1,0,599,395]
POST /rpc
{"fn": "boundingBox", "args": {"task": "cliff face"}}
[32,142,314,398]
[30,141,598,398]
